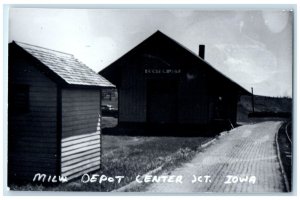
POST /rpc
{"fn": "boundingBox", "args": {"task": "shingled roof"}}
[11,41,114,88]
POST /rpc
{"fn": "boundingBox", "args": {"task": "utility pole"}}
[251,87,255,113]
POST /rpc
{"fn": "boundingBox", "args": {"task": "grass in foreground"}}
[10,134,213,192]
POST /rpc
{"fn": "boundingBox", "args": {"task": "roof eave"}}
[61,84,116,90]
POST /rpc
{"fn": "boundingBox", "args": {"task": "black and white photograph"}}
[6,7,293,193]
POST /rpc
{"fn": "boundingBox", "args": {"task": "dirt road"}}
[145,121,286,193]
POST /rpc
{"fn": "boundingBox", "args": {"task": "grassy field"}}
[237,95,292,123]
[10,118,214,192]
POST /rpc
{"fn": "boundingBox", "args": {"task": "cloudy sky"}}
[9,8,293,97]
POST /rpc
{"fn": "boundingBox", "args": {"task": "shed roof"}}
[11,41,115,88]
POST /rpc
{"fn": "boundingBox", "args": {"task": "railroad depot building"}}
[8,41,114,183]
[100,31,250,126]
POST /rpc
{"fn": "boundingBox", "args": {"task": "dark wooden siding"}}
[8,54,58,183]
[101,31,247,127]
[118,53,210,124]
[178,74,209,124]
[61,89,101,180]
[119,61,147,123]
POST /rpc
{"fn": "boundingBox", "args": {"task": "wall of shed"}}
[8,54,58,183]
[61,89,101,180]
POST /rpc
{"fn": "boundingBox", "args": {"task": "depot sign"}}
[144,69,181,74]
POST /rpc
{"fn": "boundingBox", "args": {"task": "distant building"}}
[8,41,114,184]
[100,31,250,127]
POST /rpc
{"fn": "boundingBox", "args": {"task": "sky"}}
[9,8,293,97]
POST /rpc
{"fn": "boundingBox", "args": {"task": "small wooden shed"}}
[100,31,250,128]
[8,41,114,184]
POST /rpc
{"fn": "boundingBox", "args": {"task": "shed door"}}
[147,79,178,124]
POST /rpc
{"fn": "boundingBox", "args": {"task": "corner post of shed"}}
[56,86,62,180]
[99,88,102,171]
